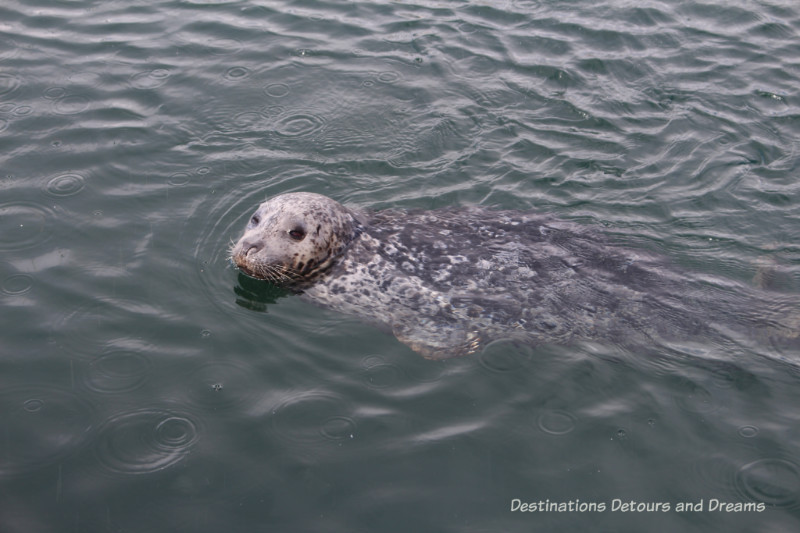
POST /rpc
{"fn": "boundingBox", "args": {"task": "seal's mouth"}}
[233,260,259,280]
[231,253,302,286]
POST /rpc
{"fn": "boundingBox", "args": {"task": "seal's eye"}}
[288,227,306,241]
[250,215,260,226]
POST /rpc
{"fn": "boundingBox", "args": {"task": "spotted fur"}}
[232,193,799,359]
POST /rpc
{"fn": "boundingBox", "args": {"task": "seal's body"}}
[231,192,797,359]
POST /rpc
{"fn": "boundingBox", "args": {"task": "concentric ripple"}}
[1,273,34,295]
[477,343,526,373]
[52,95,90,115]
[0,74,21,98]
[361,356,406,389]
[83,350,153,394]
[735,458,800,508]
[0,387,97,476]
[273,113,326,137]
[271,390,354,444]
[94,409,200,475]
[129,69,171,89]
[45,173,86,197]
[264,83,290,97]
[536,409,578,435]
[0,201,54,251]
[223,66,251,81]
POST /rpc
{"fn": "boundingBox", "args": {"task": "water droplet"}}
[183,361,262,410]
[13,106,32,116]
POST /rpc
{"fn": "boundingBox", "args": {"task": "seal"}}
[231,192,798,359]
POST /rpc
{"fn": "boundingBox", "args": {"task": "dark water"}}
[2,0,800,531]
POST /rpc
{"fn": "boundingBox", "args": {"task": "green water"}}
[1,0,799,531]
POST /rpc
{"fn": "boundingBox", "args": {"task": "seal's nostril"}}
[245,242,260,256]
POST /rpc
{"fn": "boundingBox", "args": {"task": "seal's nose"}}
[244,241,260,256]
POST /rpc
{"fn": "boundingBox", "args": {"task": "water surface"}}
[1,0,800,531]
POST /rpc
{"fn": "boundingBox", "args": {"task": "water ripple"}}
[361,356,407,389]
[83,350,153,395]
[264,83,290,97]
[273,112,326,137]
[736,458,800,508]
[1,273,34,295]
[271,390,354,444]
[0,201,54,252]
[52,94,90,115]
[45,173,86,197]
[223,66,251,81]
[183,360,263,411]
[0,74,21,99]
[129,69,171,90]
[0,387,97,477]
[536,409,578,435]
[57,299,164,357]
[95,409,201,475]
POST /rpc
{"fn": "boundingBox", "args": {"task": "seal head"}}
[231,192,362,288]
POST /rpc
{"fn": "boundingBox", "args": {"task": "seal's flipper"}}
[391,321,482,360]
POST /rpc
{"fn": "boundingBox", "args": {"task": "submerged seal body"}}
[231,192,798,359]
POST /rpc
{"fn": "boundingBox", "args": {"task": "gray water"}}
[1,0,800,531]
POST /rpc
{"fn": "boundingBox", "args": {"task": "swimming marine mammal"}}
[230,192,798,359]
